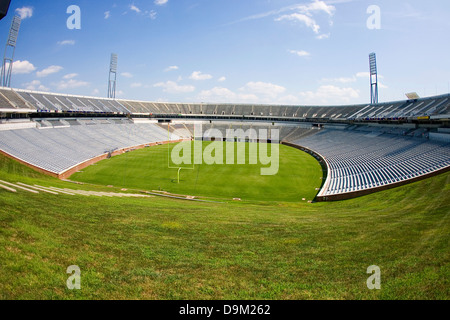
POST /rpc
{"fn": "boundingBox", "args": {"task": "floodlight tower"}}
[1,15,21,88]
[107,53,118,99]
[369,52,378,104]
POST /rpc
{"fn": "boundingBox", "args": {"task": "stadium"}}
[0,1,449,301]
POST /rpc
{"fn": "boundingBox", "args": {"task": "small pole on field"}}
[178,167,181,184]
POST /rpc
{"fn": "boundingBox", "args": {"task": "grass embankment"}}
[0,152,448,300]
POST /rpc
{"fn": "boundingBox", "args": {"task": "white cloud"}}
[356,72,370,78]
[15,7,33,20]
[148,10,157,20]
[55,79,89,90]
[198,87,263,103]
[274,0,336,35]
[299,0,336,16]
[164,66,179,72]
[58,40,76,46]
[238,94,260,102]
[322,76,357,83]
[198,87,237,102]
[154,81,195,94]
[218,76,226,82]
[129,5,157,19]
[130,4,141,13]
[240,81,286,99]
[104,11,111,19]
[121,72,133,78]
[130,82,143,88]
[276,13,321,34]
[277,95,301,105]
[197,81,287,103]
[335,77,356,83]
[129,3,158,20]
[323,72,385,84]
[299,85,360,104]
[288,50,311,57]
[379,82,389,89]
[316,33,330,40]
[23,80,49,92]
[6,60,36,75]
[356,72,384,79]
[63,73,78,80]
[155,0,168,5]
[37,65,63,78]
[230,0,334,25]
[189,71,213,81]
[197,84,293,104]
[92,89,100,96]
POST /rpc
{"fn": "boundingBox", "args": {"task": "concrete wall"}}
[429,132,450,143]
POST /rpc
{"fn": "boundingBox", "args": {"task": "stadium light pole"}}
[1,15,21,88]
[369,53,378,105]
[107,53,118,99]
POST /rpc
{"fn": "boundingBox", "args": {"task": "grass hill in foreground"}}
[0,152,448,299]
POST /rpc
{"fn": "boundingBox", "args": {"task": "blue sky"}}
[1,0,449,105]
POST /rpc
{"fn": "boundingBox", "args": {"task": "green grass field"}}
[0,150,449,300]
[71,142,323,202]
